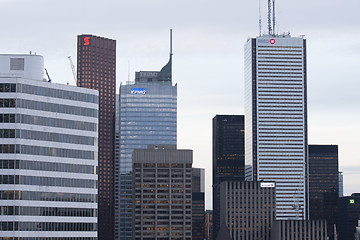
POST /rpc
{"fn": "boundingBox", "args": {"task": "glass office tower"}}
[212,115,245,238]
[115,56,177,239]
[309,144,338,238]
[0,54,98,239]
[244,34,308,220]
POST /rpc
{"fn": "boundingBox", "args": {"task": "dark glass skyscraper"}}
[77,34,116,240]
[309,144,338,238]
[338,194,360,240]
[212,115,245,239]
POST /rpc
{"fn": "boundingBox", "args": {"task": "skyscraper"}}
[244,34,308,219]
[0,54,98,239]
[309,144,338,238]
[115,48,176,239]
[338,194,360,240]
[212,115,245,237]
[77,34,116,240]
[132,145,192,240]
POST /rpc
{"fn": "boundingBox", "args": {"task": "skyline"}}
[1,0,360,209]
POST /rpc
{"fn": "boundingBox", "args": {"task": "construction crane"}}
[68,56,77,85]
[44,68,51,83]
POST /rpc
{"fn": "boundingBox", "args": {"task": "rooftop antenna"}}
[267,0,276,35]
[170,29,173,58]
[259,0,262,36]
[273,0,276,35]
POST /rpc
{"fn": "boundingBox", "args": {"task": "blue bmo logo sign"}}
[131,88,147,94]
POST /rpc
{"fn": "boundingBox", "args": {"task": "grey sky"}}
[1,0,359,209]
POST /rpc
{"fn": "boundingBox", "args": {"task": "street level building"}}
[309,144,338,238]
[116,54,176,239]
[338,193,360,240]
[212,115,245,237]
[244,34,308,219]
[219,181,276,240]
[132,145,192,240]
[77,34,116,240]
[271,220,328,240]
[0,54,98,239]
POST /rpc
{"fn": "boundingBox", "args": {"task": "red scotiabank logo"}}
[84,37,90,46]
[270,39,276,44]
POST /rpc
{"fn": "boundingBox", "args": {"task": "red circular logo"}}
[270,39,276,44]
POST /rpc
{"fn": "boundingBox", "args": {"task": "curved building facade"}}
[0,54,98,239]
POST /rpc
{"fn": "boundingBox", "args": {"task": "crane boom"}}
[68,56,77,85]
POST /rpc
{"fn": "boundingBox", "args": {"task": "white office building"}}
[244,34,308,220]
[0,54,98,239]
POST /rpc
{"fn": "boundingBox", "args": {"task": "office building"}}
[0,54,98,239]
[116,53,176,239]
[219,181,276,240]
[271,220,328,240]
[309,145,338,238]
[244,34,308,219]
[205,210,213,240]
[132,145,192,240]
[77,34,116,240]
[212,115,245,237]
[338,193,360,240]
[192,168,205,239]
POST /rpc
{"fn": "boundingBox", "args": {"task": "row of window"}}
[0,98,16,107]
[0,175,97,189]
[0,114,97,132]
[0,206,97,217]
[0,159,96,174]
[0,83,16,92]
[0,222,96,231]
[0,190,96,203]
[0,144,96,160]
[0,98,98,118]
[0,129,96,146]
[17,83,98,104]
[17,99,98,118]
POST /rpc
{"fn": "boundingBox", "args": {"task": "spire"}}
[158,29,172,83]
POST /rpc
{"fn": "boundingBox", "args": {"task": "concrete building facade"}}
[132,145,192,240]
[271,220,328,240]
[219,181,276,240]
[0,54,98,239]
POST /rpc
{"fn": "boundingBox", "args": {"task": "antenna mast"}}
[273,0,276,35]
[259,0,262,36]
[267,0,276,35]
[170,29,173,57]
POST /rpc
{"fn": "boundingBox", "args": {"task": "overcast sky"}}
[1,0,359,209]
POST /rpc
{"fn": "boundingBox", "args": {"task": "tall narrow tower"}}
[77,34,116,239]
[244,34,308,219]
